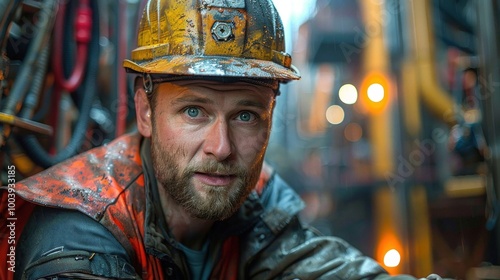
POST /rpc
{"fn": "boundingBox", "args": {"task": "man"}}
[6,0,439,279]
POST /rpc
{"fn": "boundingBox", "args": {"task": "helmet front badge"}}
[211,22,235,41]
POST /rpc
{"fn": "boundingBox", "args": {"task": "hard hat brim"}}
[123,55,300,82]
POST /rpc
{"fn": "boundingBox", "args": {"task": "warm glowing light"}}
[339,84,358,105]
[326,105,344,125]
[383,249,401,268]
[359,72,391,114]
[367,83,385,102]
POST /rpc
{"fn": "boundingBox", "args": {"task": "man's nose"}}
[203,119,233,161]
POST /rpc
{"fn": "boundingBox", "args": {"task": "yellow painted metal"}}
[396,0,445,275]
[371,114,394,176]
[408,0,459,126]
[11,153,44,177]
[360,0,451,275]
[401,60,422,137]
[410,185,433,276]
[374,186,405,275]
[122,0,299,81]
[359,0,394,177]
[0,112,53,135]
[444,175,486,197]
[359,0,402,273]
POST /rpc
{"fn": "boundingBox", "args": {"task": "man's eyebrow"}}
[171,96,214,105]
[236,100,267,110]
[171,96,268,110]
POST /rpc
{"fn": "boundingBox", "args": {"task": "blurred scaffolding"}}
[267,0,500,278]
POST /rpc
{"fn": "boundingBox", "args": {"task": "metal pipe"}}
[0,0,23,51]
[408,0,460,127]
[1,0,58,115]
[476,0,500,262]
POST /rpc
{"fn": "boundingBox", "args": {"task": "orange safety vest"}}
[0,133,271,279]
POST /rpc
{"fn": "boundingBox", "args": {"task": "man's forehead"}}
[153,80,275,109]
[156,79,276,96]
[146,73,279,91]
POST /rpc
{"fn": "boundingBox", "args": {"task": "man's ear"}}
[135,80,152,138]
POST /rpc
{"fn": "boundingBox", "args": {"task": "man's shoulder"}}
[258,168,306,218]
[11,132,145,220]
[15,206,134,280]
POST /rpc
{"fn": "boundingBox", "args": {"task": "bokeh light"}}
[383,249,401,268]
[344,123,363,142]
[367,83,385,103]
[326,105,345,125]
[339,84,358,105]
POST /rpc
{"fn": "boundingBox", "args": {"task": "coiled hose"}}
[18,44,50,119]
[17,0,100,168]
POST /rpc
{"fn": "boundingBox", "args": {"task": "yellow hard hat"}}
[123,0,300,83]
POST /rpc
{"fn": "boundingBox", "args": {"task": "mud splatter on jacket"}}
[1,133,412,280]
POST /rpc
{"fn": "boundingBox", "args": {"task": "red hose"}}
[50,0,92,152]
[52,0,92,93]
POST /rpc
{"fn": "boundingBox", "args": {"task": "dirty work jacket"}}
[2,133,406,279]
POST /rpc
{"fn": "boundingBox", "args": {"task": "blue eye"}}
[185,107,200,117]
[238,111,254,122]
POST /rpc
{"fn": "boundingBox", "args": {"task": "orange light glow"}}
[367,83,385,103]
[383,249,401,267]
[359,72,392,114]
[376,233,404,275]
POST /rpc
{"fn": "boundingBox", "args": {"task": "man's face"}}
[149,80,275,220]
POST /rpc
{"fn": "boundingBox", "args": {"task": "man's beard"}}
[150,135,262,220]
